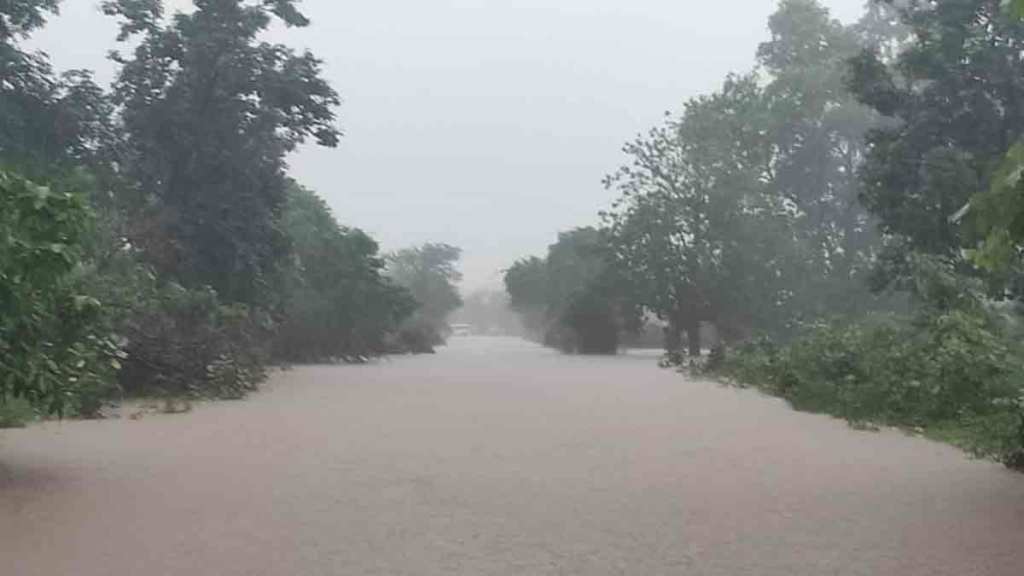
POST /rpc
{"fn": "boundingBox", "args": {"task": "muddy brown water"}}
[3,337,1024,575]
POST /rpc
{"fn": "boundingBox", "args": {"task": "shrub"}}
[718,310,1024,466]
[387,318,443,355]
[0,169,121,417]
[0,397,36,429]
[117,281,269,399]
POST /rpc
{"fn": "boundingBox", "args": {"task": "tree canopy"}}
[388,243,464,351]
[104,0,340,307]
[0,0,427,414]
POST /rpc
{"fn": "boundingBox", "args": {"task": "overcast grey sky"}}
[31,0,867,289]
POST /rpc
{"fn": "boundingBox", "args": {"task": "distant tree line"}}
[505,0,1024,468]
[1,0,460,423]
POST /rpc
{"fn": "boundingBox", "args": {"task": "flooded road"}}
[3,337,1024,575]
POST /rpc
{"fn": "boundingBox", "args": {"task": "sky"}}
[29,0,867,290]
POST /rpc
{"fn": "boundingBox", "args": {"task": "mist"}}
[8,2,1024,574]
[30,0,866,289]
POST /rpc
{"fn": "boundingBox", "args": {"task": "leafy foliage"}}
[104,0,340,307]
[0,1,419,414]
[722,308,1024,465]
[602,1,891,356]
[0,169,121,416]
[848,0,1024,284]
[274,184,415,362]
[0,1,113,177]
[0,397,35,429]
[116,281,270,399]
[388,243,463,352]
[505,227,638,354]
[504,256,549,337]
[0,0,60,40]
[603,74,787,354]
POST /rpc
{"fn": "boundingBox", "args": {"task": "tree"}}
[275,184,415,362]
[848,0,1024,279]
[104,0,340,307]
[963,0,1024,282]
[759,0,883,312]
[547,228,639,354]
[0,0,59,39]
[388,243,463,349]
[504,228,639,354]
[604,74,788,355]
[504,256,549,339]
[1,1,113,177]
[603,1,906,357]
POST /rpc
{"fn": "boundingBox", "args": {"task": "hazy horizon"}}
[30,0,867,291]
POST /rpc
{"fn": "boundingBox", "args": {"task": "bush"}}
[387,318,444,355]
[0,398,36,429]
[0,169,121,417]
[117,281,269,399]
[718,310,1024,466]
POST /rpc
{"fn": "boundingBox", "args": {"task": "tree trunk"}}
[686,319,701,357]
[664,320,682,354]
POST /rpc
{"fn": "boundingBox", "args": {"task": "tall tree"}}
[756,0,890,317]
[604,0,906,356]
[275,184,415,362]
[848,0,1024,272]
[104,0,340,307]
[604,74,788,354]
[760,0,877,268]
[0,0,112,176]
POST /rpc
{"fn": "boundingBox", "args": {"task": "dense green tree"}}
[103,0,340,307]
[275,184,415,362]
[504,228,637,354]
[603,74,789,355]
[604,1,902,355]
[962,0,1024,286]
[848,0,1024,275]
[544,227,634,354]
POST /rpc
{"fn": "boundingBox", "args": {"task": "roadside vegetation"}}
[505,227,641,354]
[0,0,460,425]
[505,0,1024,468]
[387,243,465,353]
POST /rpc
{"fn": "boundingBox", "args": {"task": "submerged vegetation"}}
[505,0,1024,468]
[0,0,459,417]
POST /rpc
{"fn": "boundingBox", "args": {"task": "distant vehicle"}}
[450,323,473,337]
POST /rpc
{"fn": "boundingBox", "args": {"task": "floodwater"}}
[3,337,1024,576]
